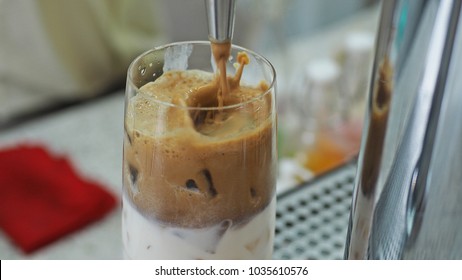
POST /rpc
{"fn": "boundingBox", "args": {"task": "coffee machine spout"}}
[345,0,462,259]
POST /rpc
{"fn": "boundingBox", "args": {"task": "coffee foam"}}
[124,67,275,228]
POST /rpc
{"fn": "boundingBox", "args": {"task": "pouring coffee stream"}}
[205,0,237,107]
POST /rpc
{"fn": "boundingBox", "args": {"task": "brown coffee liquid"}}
[123,43,276,228]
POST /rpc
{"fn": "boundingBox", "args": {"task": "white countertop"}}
[0,92,125,259]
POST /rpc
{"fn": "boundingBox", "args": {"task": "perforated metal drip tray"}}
[273,162,357,260]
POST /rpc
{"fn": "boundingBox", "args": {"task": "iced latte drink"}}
[122,41,277,259]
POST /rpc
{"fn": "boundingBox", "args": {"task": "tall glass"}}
[122,41,277,259]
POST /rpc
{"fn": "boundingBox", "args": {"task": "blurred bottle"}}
[296,48,372,175]
[338,31,375,122]
[294,58,346,174]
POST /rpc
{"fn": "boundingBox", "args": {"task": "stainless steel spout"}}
[205,0,236,43]
[345,0,462,259]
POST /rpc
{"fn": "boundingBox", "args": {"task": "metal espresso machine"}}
[344,0,462,259]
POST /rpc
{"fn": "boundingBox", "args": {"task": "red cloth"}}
[0,144,117,254]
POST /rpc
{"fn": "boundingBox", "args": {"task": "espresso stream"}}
[123,43,276,228]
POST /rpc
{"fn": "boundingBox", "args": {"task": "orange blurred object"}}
[303,123,362,175]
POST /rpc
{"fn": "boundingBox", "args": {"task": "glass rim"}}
[127,40,276,111]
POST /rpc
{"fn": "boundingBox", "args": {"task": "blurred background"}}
[0,0,380,259]
[1,0,378,126]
